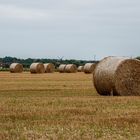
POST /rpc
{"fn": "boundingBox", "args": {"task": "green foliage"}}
[0,56,99,70]
[136,56,140,60]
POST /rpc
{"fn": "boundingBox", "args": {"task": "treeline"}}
[0,56,98,68]
[0,56,139,69]
[136,56,140,60]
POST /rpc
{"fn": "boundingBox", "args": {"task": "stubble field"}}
[0,72,140,140]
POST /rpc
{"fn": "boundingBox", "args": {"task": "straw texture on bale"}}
[84,63,96,74]
[44,63,55,73]
[58,64,66,73]
[65,64,77,73]
[10,63,23,73]
[30,63,45,74]
[93,56,140,96]
[78,66,84,72]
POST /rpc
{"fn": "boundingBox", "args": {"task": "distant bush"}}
[0,68,9,71]
[136,56,140,60]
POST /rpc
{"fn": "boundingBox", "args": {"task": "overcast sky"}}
[0,0,140,60]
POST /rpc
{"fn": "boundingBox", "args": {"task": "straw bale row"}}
[9,63,55,74]
[77,63,96,73]
[58,64,77,73]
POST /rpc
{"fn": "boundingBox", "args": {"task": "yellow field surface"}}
[0,72,140,140]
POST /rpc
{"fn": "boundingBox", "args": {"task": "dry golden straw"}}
[78,66,84,72]
[44,63,55,73]
[30,63,45,74]
[65,64,77,73]
[58,64,67,73]
[84,63,96,74]
[93,56,140,96]
[10,63,23,73]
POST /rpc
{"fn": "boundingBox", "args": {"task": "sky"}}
[0,0,140,60]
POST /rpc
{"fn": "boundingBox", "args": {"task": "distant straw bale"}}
[58,64,67,73]
[65,64,77,73]
[30,63,45,74]
[44,63,55,73]
[84,63,96,74]
[78,66,84,72]
[93,56,140,96]
[10,63,23,73]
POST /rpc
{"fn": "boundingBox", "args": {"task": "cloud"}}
[0,4,48,21]
[0,0,140,59]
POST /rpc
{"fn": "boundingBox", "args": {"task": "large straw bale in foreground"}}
[44,63,55,73]
[93,56,140,96]
[65,64,77,73]
[84,63,96,74]
[78,66,84,72]
[58,64,66,73]
[30,63,45,74]
[10,63,23,73]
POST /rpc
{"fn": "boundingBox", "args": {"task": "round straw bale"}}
[58,64,67,73]
[84,63,96,74]
[44,63,55,73]
[78,66,84,72]
[10,63,23,73]
[30,63,45,74]
[93,56,140,96]
[65,64,77,73]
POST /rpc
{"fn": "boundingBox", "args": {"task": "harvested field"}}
[0,72,140,140]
